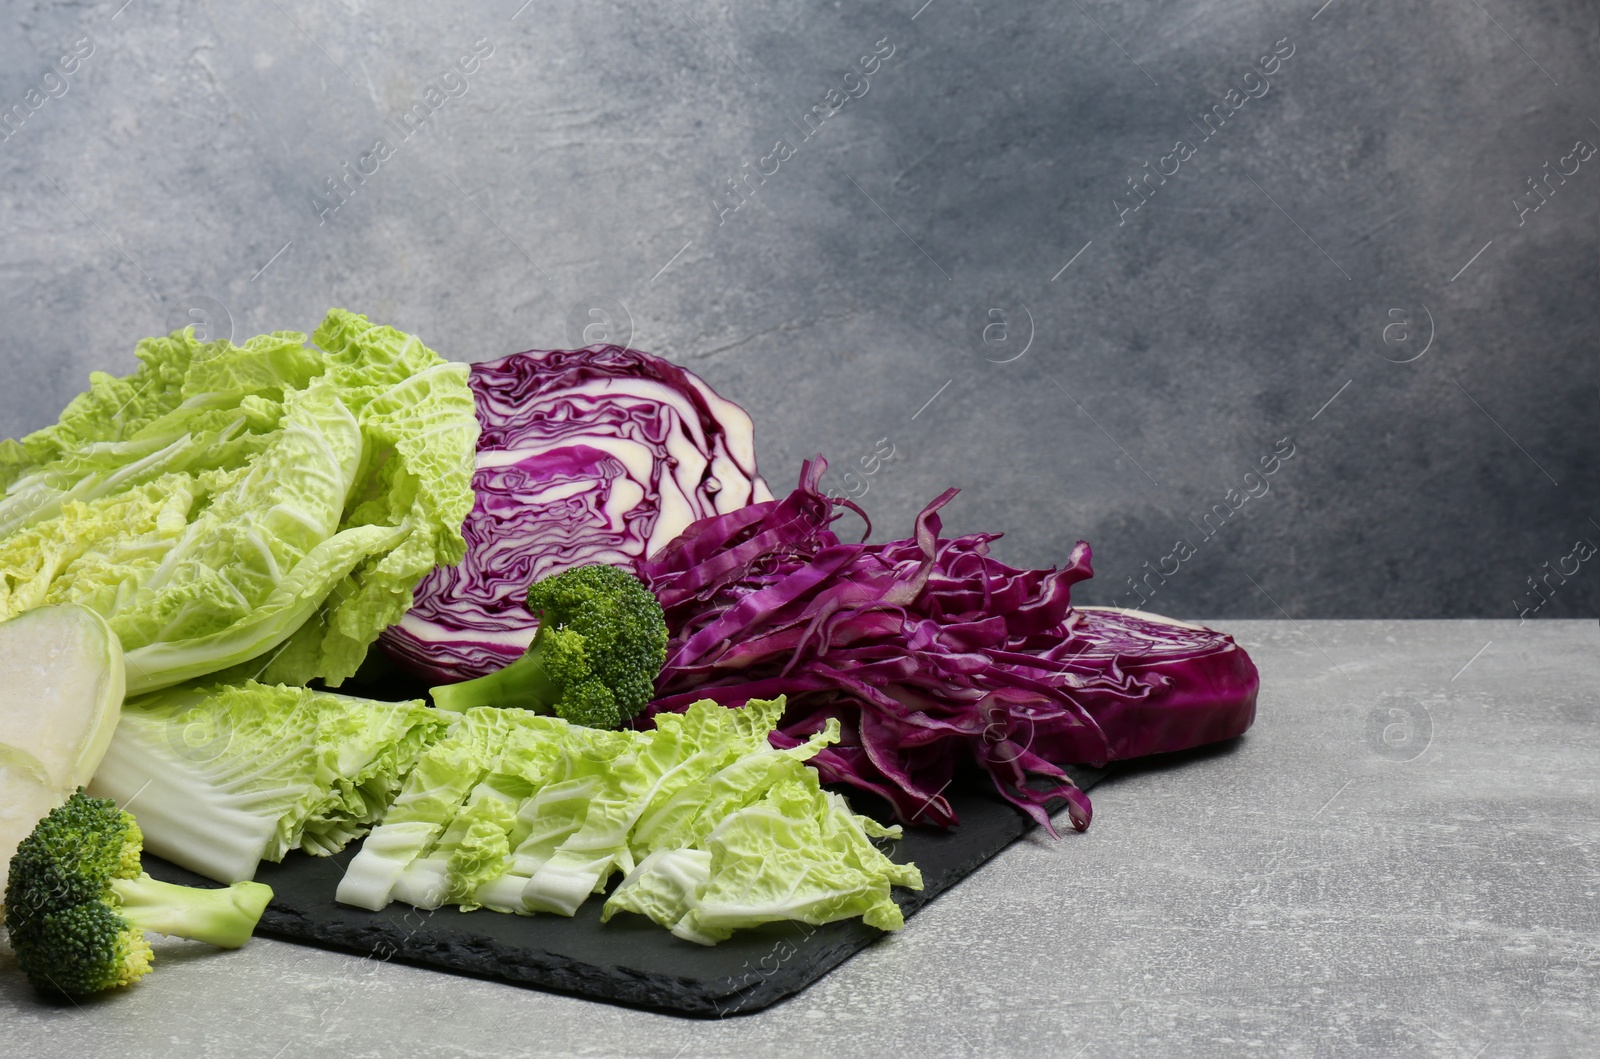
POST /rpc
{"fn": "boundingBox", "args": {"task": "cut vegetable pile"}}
[337,697,920,943]
[2,314,1259,997]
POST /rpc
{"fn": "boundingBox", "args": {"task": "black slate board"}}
[142,766,1106,1017]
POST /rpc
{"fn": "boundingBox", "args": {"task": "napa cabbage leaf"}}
[0,310,478,693]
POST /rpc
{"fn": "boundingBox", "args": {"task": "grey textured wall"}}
[1,0,1594,619]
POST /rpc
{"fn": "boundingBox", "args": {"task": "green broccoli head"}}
[430,564,669,728]
[3,790,272,997]
[5,792,152,994]
[20,901,155,995]
[526,564,668,725]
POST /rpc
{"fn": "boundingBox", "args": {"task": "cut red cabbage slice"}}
[1056,607,1259,761]
[380,346,773,682]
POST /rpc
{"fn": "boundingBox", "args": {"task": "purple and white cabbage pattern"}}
[380,347,772,682]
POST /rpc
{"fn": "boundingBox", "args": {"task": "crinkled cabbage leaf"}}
[87,679,450,882]
[0,310,478,693]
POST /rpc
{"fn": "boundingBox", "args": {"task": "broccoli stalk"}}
[107,874,269,949]
[430,564,668,729]
[4,790,272,996]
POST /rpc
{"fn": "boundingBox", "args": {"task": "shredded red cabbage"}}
[638,460,1258,836]
[380,346,772,682]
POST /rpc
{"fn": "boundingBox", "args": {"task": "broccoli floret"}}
[430,564,668,728]
[4,790,272,996]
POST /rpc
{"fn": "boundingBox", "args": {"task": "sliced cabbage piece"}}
[0,604,126,903]
[88,680,448,883]
[337,697,922,945]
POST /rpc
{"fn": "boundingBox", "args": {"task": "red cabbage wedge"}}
[381,346,772,682]
[637,460,1257,836]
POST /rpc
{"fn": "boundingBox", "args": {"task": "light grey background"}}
[0,0,1595,622]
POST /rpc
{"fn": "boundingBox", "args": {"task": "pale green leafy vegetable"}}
[336,708,525,912]
[663,780,924,944]
[86,679,450,883]
[600,848,712,933]
[337,697,923,943]
[442,796,519,911]
[624,696,793,856]
[0,311,478,694]
[518,737,653,915]
[384,716,639,913]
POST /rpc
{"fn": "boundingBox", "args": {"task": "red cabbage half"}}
[638,460,1258,836]
[380,347,773,681]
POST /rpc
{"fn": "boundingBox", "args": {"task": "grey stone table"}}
[2,619,1595,1058]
